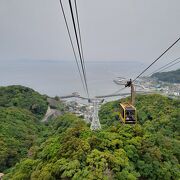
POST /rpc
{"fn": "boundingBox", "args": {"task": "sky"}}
[0,0,180,65]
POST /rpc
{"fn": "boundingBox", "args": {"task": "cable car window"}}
[126,110,135,121]
[129,110,135,115]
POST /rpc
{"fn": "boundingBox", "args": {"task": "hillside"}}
[3,93,180,180]
[151,68,180,83]
[0,85,48,118]
[0,108,42,171]
[0,86,49,172]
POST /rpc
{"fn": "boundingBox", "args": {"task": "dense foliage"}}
[0,86,48,172]
[0,85,48,118]
[0,107,41,171]
[151,68,180,83]
[4,94,180,180]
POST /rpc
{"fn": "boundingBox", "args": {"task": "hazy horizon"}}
[0,0,180,66]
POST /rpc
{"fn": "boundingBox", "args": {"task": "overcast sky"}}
[0,0,180,65]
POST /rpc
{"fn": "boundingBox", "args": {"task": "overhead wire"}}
[133,37,180,82]
[95,87,126,99]
[152,60,180,74]
[110,37,180,98]
[147,57,180,76]
[59,1,179,99]
[103,37,180,98]
[112,87,127,95]
[68,0,90,98]
[58,0,86,92]
[74,0,87,80]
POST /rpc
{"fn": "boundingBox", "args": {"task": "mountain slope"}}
[0,86,49,172]
[0,107,41,171]
[151,68,180,83]
[0,85,48,118]
[4,94,180,180]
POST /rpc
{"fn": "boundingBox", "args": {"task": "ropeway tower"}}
[89,99,104,130]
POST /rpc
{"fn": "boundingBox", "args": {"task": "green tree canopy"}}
[0,85,48,118]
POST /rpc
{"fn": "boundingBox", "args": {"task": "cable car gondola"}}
[119,79,137,124]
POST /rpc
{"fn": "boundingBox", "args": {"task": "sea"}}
[0,60,149,99]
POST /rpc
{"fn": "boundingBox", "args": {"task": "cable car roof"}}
[120,102,136,110]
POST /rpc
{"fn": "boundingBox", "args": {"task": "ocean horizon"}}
[0,60,165,98]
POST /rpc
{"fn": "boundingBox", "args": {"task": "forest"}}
[0,86,48,172]
[151,68,180,83]
[0,86,179,180]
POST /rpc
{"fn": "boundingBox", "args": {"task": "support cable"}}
[95,87,126,98]
[152,60,180,74]
[133,37,180,82]
[58,0,86,92]
[147,57,180,76]
[68,0,90,98]
[112,87,127,95]
[74,0,87,79]
[106,37,180,98]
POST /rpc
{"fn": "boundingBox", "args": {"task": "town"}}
[43,76,179,125]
